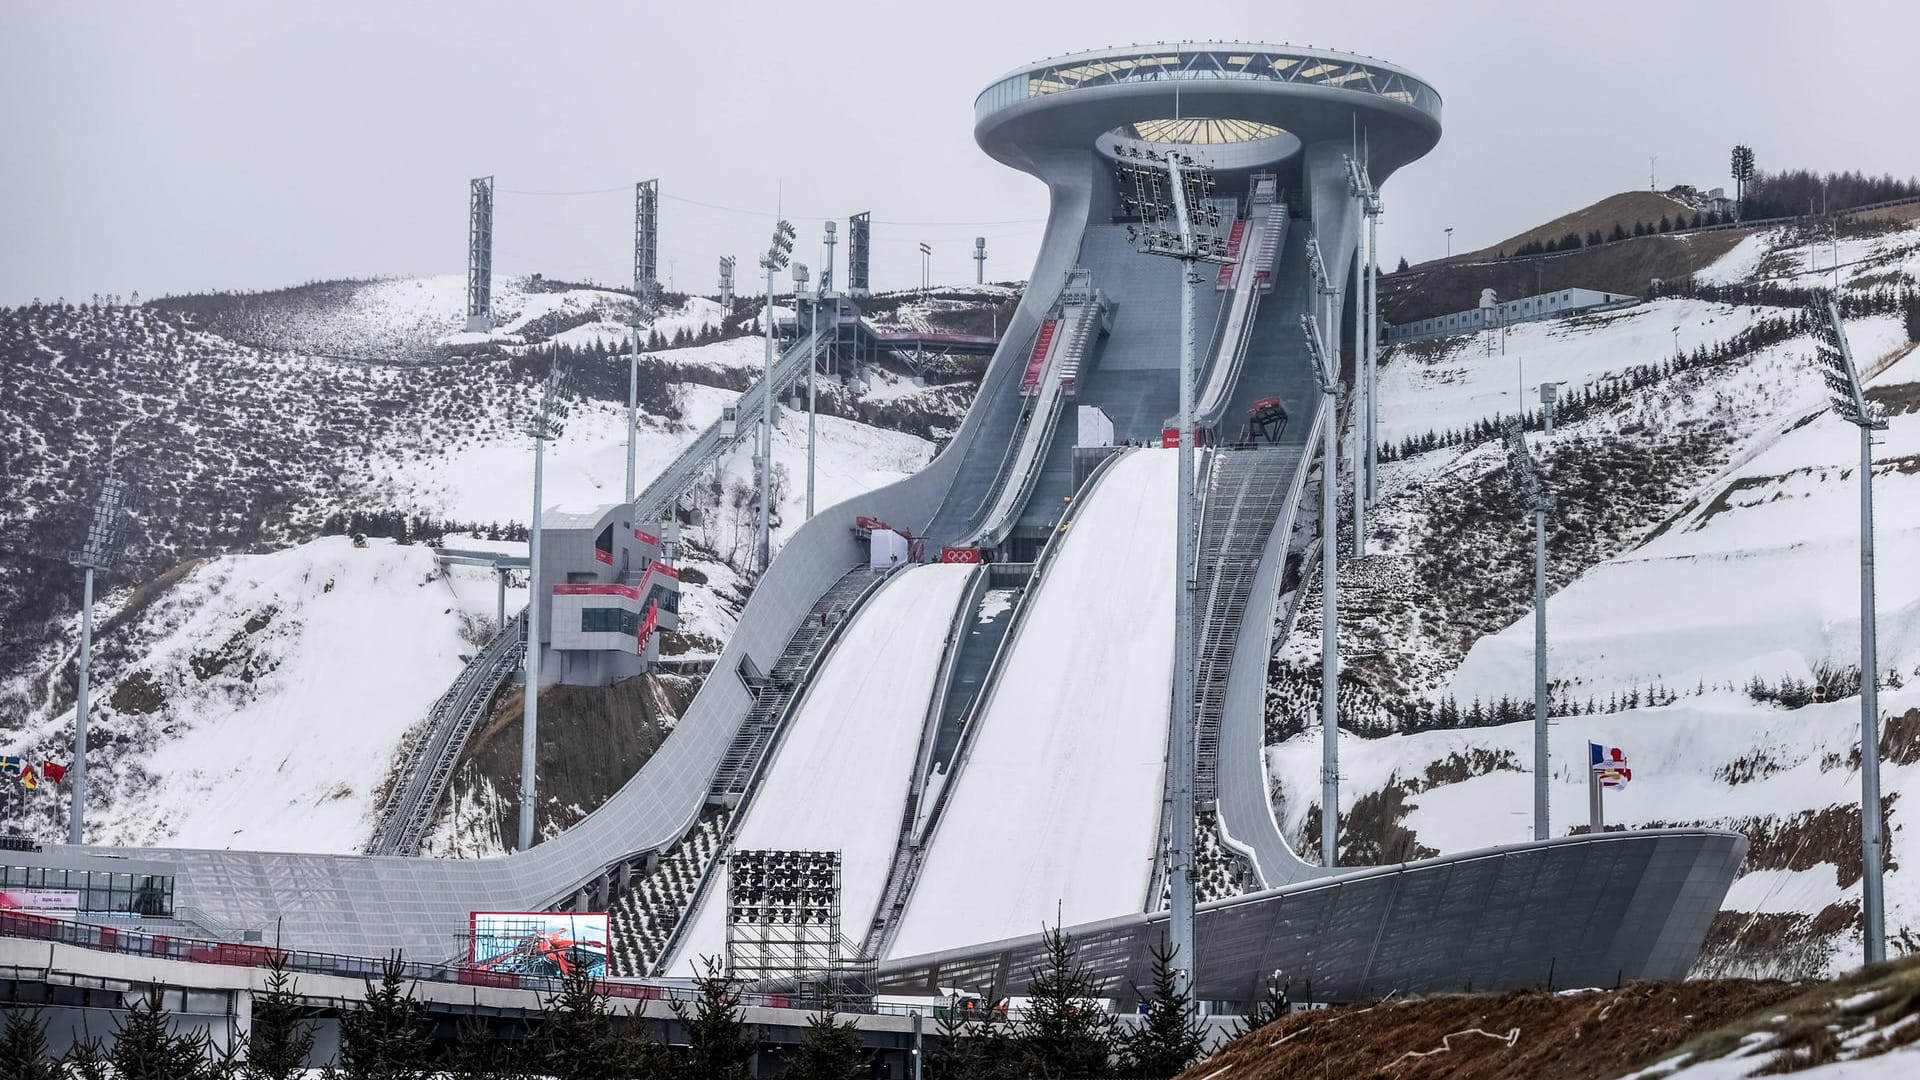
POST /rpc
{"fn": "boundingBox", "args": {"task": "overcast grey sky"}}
[3,0,1916,306]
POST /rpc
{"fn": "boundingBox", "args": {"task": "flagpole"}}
[1588,742,1603,834]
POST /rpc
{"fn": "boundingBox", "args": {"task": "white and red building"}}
[535,504,682,686]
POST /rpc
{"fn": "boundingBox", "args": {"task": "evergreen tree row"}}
[1499,209,1740,259]
[1377,283,1920,465]
[1,935,1219,1080]
[318,511,528,545]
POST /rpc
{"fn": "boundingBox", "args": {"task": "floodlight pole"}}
[1813,294,1886,964]
[1304,238,1342,867]
[1533,499,1549,840]
[626,310,645,507]
[1170,183,1199,1012]
[1502,420,1553,841]
[69,566,96,844]
[68,474,128,845]
[1859,412,1884,963]
[811,224,838,521]
[520,371,564,852]
[758,254,776,575]
[1119,150,1231,1005]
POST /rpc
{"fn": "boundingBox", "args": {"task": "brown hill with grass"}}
[1466,191,1708,261]
[1379,228,1753,324]
[1181,953,1920,1079]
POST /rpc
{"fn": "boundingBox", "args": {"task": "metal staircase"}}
[367,612,526,856]
[1191,448,1301,802]
[706,567,891,800]
[628,322,833,529]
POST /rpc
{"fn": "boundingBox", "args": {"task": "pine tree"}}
[785,1009,868,1080]
[539,966,626,1080]
[1396,256,1409,272]
[668,956,757,1080]
[246,952,315,1080]
[111,989,211,1080]
[1121,944,1207,1078]
[928,994,1015,1080]
[1,1007,63,1080]
[335,954,431,1080]
[63,1035,113,1080]
[440,1017,507,1080]
[1230,977,1290,1038]
[1014,925,1117,1079]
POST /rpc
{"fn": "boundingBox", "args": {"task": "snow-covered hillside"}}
[2,537,511,851]
[2,274,1001,854]
[1266,216,1920,975]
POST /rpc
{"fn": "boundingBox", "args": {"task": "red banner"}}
[941,547,982,564]
[593,548,613,564]
[633,529,660,546]
[1161,427,1181,448]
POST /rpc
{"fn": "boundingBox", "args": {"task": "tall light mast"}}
[1501,418,1554,841]
[519,362,571,852]
[1809,293,1889,965]
[1301,238,1342,866]
[68,473,130,845]
[757,219,796,575]
[1117,147,1231,1005]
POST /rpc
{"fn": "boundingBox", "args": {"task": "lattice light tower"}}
[757,219,796,576]
[847,212,871,298]
[519,361,572,852]
[1501,417,1554,842]
[1298,245,1342,868]
[1116,145,1230,1004]
[718,256,737,314]
[627,180,662,507]
[634,179,659,298]
[1809,292,1889,965]
[68,472,130,845]
[726,849,853,997]
[466,176,495,334]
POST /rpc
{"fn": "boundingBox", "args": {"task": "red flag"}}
[40,761,67,783]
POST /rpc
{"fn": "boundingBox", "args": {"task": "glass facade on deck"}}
[976,46,1443,126]
[2,863,175,916]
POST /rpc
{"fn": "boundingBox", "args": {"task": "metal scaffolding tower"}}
[466,176,494,334]
[848,212,871,297]
[633,179,659,298]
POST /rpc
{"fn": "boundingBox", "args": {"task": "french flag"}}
[1590,743,1631,790]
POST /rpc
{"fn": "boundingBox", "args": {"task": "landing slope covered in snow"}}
[669,562,975,973]
[891,449,1178,958]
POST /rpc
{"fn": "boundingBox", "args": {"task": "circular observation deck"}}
[975,43,1442,183]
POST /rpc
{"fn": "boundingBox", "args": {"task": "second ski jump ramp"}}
[668,563,976,973]
[890,450,1178,957]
